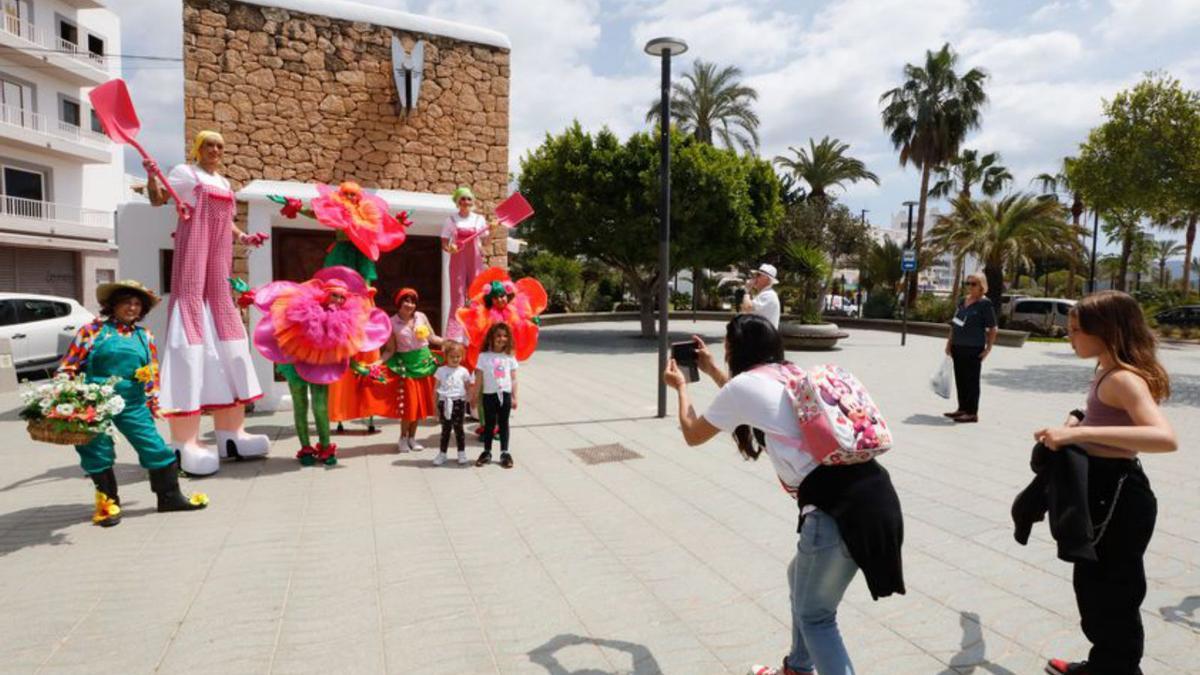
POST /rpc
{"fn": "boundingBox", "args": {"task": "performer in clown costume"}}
[145,130,269,475]
[456,267,548,371]
[247,267,391,465]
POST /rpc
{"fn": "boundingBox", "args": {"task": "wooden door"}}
[271,227,442,329]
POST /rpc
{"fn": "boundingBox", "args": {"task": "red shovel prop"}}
[457,192,534,247]
[89,79,189,220]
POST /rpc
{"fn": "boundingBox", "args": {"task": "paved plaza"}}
[0,321,1197,674]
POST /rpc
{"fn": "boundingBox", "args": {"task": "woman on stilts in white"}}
[145,130,269,474]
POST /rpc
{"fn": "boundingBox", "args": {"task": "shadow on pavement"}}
[937,611,1017,675]
[528,633,662,675]
[985,364,1200,407]
[902,414,956,427]
[0,503,155,557]
[0,461,147,493]
[1160,595,1200,630]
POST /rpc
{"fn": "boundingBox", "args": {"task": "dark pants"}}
[439,399,465,453]
[1073,457,1156,675]
[481,392,511,453]
[950,344,984,414]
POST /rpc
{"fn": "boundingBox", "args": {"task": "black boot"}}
[90,468,121,527]
[149,461,209,512]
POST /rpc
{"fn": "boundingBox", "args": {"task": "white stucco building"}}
[0,0,121,310]
[874,207,959,294]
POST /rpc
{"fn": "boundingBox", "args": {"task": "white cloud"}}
[1030,0,1091,24]
[1095,0,1200,43]
[960,29,1086,81]
[630,6,804,70]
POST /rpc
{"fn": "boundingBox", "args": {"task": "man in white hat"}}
[740,263,781,328]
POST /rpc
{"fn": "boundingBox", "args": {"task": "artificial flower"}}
[309,182,408,261]
[92,491,120,524]
[455,267,548,368]
[251,266,392,385]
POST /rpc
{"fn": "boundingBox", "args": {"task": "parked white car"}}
[0,293,94,373]
[1009,297,1076,331]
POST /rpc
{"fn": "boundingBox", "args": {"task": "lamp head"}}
[644,37,689,57]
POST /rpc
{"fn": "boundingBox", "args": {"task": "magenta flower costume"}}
[249,266,391,465]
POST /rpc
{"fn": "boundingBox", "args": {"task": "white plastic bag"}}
[930,356,953,399]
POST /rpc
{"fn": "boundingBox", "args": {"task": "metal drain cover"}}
[570,443,643,465]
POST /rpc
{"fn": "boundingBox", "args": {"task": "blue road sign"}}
[901,248,917,272]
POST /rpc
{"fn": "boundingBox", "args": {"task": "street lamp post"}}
[645,36,688,419]
[901,200,917,346]
[1088,210,1099,294]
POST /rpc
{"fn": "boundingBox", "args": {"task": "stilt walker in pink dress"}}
[144,130,269,475]
[441,186,491,342]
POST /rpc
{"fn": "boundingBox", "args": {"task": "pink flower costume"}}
[455,267,548,371]
[249,266,391,465]
[160,163,266,474]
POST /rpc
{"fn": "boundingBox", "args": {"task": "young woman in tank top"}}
[1033,291,1177,675]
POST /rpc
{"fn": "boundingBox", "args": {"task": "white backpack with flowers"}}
[752,362,892,465]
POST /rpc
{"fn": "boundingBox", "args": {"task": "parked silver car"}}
[0,293,94,373]
[1009,297,1076,331]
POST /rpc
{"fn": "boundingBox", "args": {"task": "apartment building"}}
[0,0,121,310]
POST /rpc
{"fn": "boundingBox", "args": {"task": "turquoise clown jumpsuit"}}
[61,320,176,474]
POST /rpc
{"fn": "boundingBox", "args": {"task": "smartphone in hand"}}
[670,341,701,382]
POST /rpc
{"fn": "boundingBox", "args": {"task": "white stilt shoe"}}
[176,443,219,476]
[215,431,270,460]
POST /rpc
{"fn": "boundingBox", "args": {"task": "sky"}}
[106,0,1200,232]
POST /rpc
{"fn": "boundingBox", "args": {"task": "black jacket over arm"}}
[1011,443,1096,563]
[797,459,905,600]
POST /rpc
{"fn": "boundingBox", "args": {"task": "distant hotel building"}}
[0,0,122,310]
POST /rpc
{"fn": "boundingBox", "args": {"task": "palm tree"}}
[926,193,1080,303]
[1154,239,1186,288]
[859,237,905,294]
[880,43,988,306]
[930,148,1012,303]
[773,136,879,204]
[930,149,1012,201]
[645,60,760,153]
[1100,210,1147,292]
[1158,213,1199,293]
[1034,158,1086,297]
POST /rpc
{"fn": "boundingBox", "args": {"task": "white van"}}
[1010,297,1075,331]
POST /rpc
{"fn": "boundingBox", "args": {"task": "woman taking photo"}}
[664,315,904,675]
[943,272,997,423]
[1034,291,1176,675]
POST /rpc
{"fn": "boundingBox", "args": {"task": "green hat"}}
[451,186,475,203]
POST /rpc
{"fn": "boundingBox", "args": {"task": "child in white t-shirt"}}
[433,341,474,466]
[473,323,519,469]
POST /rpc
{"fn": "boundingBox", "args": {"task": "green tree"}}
[929,148,1012,201]
[1069,73,1200,293]
[518,124,780,336]
[858,237,904,294]
[926,193,1081,303]
[645,60,760,153]
[1034,157,1087,297]
[1153,239,1186,288]
[509,250,583,312]
[773,136,879,204]
[929,148,1013,303]
[880,43,988,305]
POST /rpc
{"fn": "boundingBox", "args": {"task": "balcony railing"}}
[0,102,111,151]
[1,14,109,72]
[1,194,113,230]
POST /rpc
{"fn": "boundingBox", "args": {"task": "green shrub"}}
[910,295,956,323]
[863,290,898,319]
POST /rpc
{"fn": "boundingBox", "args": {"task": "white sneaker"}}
[456,451,469,465]
[432,452,447,466]
[410,438,425,451]
[396,441,409,454]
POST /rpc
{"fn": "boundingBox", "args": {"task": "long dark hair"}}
[725,314,787,461]
[1071,290,1170,401]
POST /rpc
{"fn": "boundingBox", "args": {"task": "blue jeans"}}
[786,509,859,675]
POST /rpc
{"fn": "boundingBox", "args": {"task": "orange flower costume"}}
[455,267,548,370]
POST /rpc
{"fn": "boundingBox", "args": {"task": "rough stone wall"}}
[182,0,511,268]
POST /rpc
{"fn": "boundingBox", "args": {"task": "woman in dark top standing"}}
[944,272,997,423]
